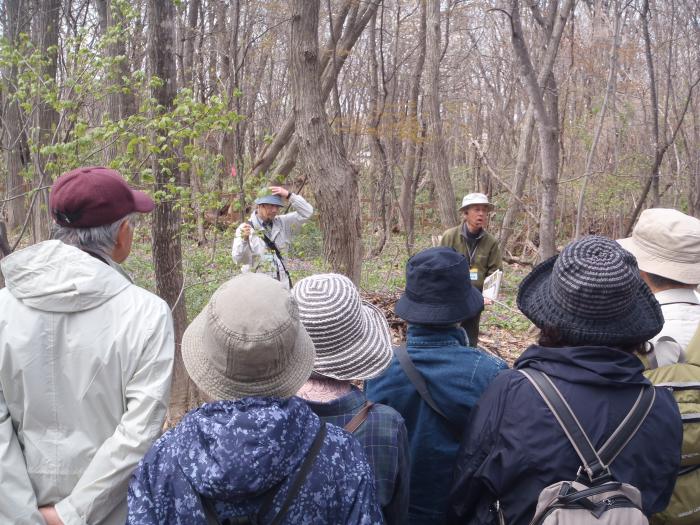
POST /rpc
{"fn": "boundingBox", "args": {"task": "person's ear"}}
[111,219,133,263]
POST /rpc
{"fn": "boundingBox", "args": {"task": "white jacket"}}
[0,240,174,525]
[653,288,700,349]
[231,193,313,289]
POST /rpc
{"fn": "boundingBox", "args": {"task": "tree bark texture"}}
[425,0,457,229]
[251,0,379,180]
[30,0,61,242]
[641,0,661,208]
[148,0,195,423]
[290,0,363,283]
[509,0,574,260]
[575,2,621,239]
[398,0,427,254]
[499,105,535,252]
[368,10,391,258]
[3,0,29,232]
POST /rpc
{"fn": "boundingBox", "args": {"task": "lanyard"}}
[465,239,479,266]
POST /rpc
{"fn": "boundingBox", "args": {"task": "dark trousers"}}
[460,311,481,347]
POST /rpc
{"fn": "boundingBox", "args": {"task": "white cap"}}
[459,193,494,211]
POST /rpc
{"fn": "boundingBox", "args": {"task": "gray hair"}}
[52,214,134,260]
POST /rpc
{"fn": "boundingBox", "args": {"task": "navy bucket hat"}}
[395,247,484,324]
[517,235,663,347]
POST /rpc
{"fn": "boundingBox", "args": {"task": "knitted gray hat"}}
[517,235,663,347]
[292,273,393,381]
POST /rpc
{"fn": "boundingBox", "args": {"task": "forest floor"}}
[361,260,536,366]
[125,219,538,364]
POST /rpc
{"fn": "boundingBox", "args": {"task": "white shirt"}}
[231,193,314,289]
[653,288,700,349]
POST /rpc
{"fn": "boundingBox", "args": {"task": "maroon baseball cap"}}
[49,166,154,228]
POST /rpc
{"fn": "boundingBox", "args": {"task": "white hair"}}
[52,214,134,260]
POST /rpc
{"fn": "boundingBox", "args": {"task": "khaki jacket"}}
[439,225,502,291]
[644,321,700,525]
[0,240,174,525]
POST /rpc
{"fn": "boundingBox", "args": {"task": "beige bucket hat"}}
[292,273,393,381]
[618,208,700,284]
[459,192,494,211]
[182,273,315,399]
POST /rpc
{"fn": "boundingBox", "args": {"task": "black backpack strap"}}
[261,234,293,288]
[520,369,653,483]
[395,344,450,420]
[597,385,655,466]
[246,221,293,288]
[261,422,327,525]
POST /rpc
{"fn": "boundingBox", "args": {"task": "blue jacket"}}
[127,396,383,525]
[448,344,683,525]
[366,325,507,524]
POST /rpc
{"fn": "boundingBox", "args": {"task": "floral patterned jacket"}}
[127,396,383,525]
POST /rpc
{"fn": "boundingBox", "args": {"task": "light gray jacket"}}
[231,193,313,289]
[0,240,174,525]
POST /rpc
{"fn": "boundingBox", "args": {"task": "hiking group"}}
[0,166,698,525]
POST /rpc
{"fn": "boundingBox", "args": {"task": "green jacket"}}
[439,225,502,291]
[644,326,700,525]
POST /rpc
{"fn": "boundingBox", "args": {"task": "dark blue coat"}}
[127,396,383,525]
[366,324,507,524]
[448,344,682,525]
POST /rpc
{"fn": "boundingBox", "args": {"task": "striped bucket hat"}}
[517,235,663,347]
[292,273,393,381]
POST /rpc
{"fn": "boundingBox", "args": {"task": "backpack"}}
[644,324,700,525]
[199,422,327,525]
[520,368,655,525]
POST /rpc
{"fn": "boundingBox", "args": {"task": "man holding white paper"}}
[440,193,502,346]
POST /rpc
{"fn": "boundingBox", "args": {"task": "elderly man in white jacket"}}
[619,208,700,364]
[0,167,174,525]
[232,186,313,289]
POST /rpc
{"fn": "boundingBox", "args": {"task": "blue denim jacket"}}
[366,324,507,525]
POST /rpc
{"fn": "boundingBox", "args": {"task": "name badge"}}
[470,267,478,281]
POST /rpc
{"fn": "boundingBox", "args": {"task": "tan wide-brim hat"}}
[618,208,700,284]
[182,273,315,400]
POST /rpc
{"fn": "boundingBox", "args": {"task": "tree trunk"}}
[425,0,457,229]
[290,0,362,283]
[398,0,427,254]
[509,0,574,260]
[251,0,379,180]
[30,0,61,242]
[499,105,535,253]
[2,0,29,232]
[575,2,621,238]
[148,0,195,424]
[367,10,391,258]
[96,0,136,160]
[642,0,661,208]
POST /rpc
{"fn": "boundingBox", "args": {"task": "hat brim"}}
[618,237,700,284]
[132,190,155,213]
[395,287,484,325]
[517,256,663,347]
[459,202,495,212]
[182,305,315,400]
[255,196,284,207]
[313,301,394,381]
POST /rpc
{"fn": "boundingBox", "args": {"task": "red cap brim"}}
[132,190,155,213]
